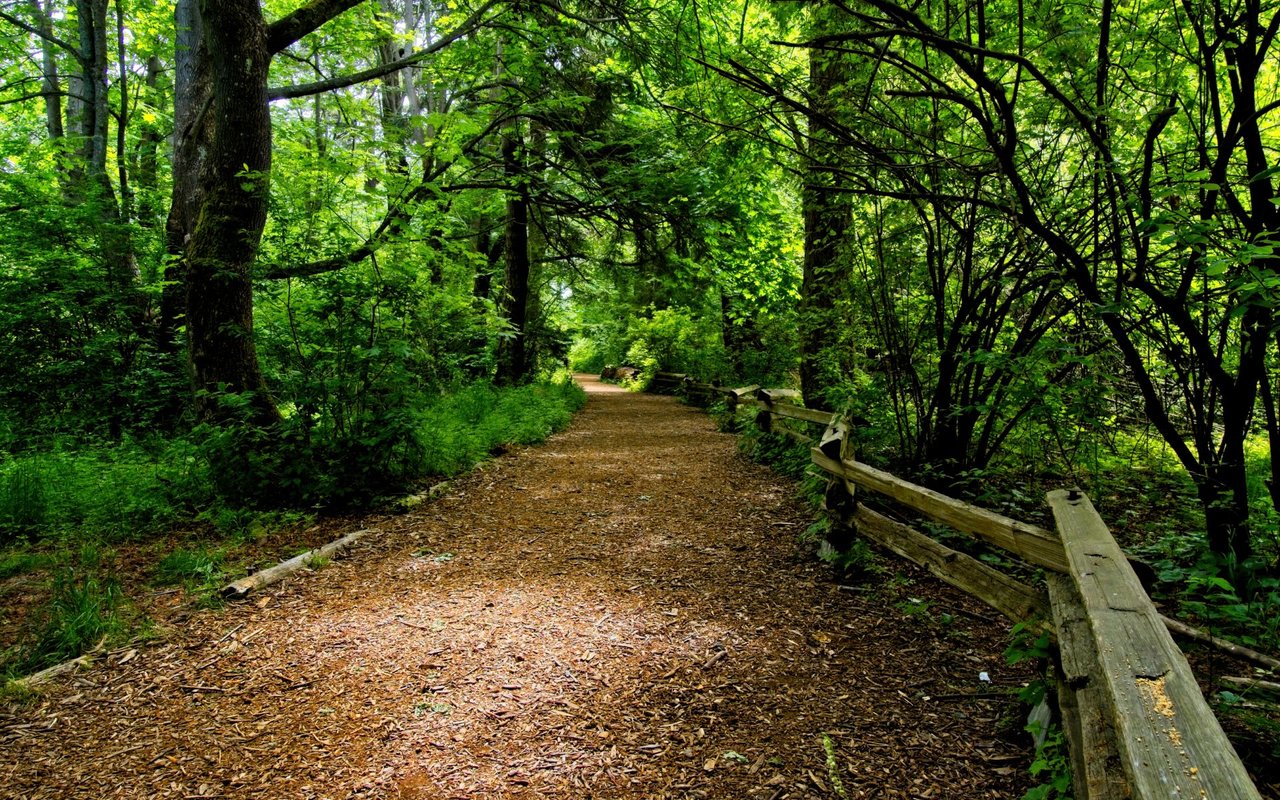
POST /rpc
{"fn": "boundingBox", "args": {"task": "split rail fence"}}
[648,371,1264,799]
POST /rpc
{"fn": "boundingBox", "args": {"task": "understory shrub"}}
[418,378,587,477]
[196,376,587,509]
[0,444,213,545]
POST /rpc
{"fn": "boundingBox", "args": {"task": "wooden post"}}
[1048,489,1260,800]
[725,385,759,412]
[819,415,857,554]
[1047,572,1129,800]
[755,388,774,433]
[755,388,802,437]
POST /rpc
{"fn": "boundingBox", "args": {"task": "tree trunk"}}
[134,55,163,225]
[160,0,211,352]
[798,5,850,405]
[31,0,63,142]
[495,130,531,385]
[183,0,279,426]
[1198,468,1253,563]
[72,0,110,181]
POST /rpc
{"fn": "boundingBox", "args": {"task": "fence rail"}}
[654,375,1264,799]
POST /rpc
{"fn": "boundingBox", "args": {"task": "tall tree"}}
[798,3,851,405]
[167,0,491,422]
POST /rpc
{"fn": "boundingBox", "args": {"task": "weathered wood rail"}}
[660,378,1265,799]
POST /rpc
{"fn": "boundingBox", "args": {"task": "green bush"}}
[567,338,608,374]
[419,378,586,478]
[623,308,730,383]
[0,445,209,545]
[0,458,48,544]
[193,376,587,509]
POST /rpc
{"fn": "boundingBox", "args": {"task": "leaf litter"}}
[0,376,1033,799]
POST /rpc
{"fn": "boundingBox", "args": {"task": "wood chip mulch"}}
[0,375,1035,799]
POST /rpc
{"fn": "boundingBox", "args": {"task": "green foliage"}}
[0,458,47,544]
[194,377,586,508]
[738,426,809,479]
[0,152,180,444]
[1177,558,1280,650]
[9,550,126,675]
[1023,724,1073,800]
[623,308,729,383]
[819,536,878,580]
[569,306,735,386]
[0,551,48,580]
[153,546,226,589]
[820,734,851,800]
[1006,620,1053,668]
[0,444,213,545]
[567,338,609,374]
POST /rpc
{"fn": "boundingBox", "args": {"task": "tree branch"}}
[266,0,367,54]
[268,1,497,100]
[0,88,64,105]
[261,111,509,280]
[0,9,82,62]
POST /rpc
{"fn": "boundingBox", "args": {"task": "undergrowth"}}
[153,545,227,598]
[5,546,127,677]
[0,377,587,679]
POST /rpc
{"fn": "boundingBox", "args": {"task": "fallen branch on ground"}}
[221,528,374,600]
[1219,675,1280,696]
[1161,614,1280,673]
[11,637,108,688]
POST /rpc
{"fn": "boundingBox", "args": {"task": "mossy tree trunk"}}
[180,0,278,425]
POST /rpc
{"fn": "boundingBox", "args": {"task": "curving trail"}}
[0,376,1030,799]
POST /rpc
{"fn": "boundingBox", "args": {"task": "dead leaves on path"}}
[1,382,1030,799]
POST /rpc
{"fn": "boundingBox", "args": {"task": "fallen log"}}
[1161,614,1280,673]
[221,528,374,600]
[1220,676,1280,697]
[396,481,451,511]
[13,651,97,689]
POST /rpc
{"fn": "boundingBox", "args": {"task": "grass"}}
[153,546,226,589]
[0,551,49,580]
[7,548,127,676]
[0,458,46,541]
[417,378,586,478]
[0,442,213,547]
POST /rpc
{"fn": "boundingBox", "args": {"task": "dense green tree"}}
[2,0,1278,568]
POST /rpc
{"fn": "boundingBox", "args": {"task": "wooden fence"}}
[659,376,1263,799]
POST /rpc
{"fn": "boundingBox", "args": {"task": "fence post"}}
[754,388,774,433]
[818,415,858,552]
[1048,489,1261,800]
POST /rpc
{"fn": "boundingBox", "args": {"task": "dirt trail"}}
[0,376,1031,799]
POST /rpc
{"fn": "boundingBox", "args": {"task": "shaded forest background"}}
[2,0,1280,764]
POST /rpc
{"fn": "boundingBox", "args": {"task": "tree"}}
[167,0,492,423]
[798,3,852,404]
[720,0,1280,560]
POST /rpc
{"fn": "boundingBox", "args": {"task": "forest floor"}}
[0,375,1037,799]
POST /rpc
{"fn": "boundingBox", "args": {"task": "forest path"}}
[1,376,1030,799]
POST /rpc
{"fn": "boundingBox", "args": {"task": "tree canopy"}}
[1,0,1279,568]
